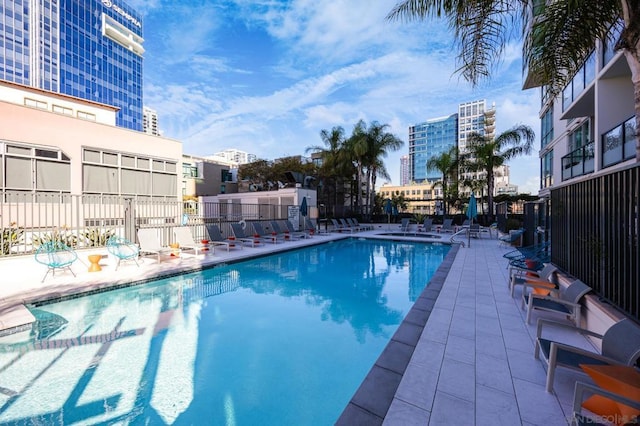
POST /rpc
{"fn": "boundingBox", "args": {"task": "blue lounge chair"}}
[441,218,454,233]
[107,236,140,270]
[34,241,78,282]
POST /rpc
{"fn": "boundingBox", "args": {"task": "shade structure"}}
[300,196,308,217]
[466,192,478,222]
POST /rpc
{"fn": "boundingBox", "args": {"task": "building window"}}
[52,104,73,116]
[24,98,47,109]
[568,120,591,152]
[77,111,96,121]
[540,107,553,149]
[541,150,553,189]
[602,116,636,168]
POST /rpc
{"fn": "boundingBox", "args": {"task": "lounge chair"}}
[174,226,212,255]
[510,263,558,297]
[269,221,295,241]
[441,218,454,233]
[230,223,261,247]
[34,241,78,282]
[274,221,302,240]
[345,218,363,231]
[499,228,525,247]
[205,224,242,251]
[523,279,591,325]
[421,218,433,232]
[106,236,140,270]
[340,218,360,232]
[572,381,640,426]
[535,318,640,392]
[304,218,325,235]
[137,228,177,263]
[331,218,354,233]
[284,220,309,238]
[250,222,281,244]
[399,218,411,234]
[468,223,481,238]
[351,218,373,231]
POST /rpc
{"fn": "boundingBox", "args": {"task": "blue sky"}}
[129,0,541,194]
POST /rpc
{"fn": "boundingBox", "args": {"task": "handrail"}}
[450,228,466,247]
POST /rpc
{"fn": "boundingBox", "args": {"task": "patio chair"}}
[106,236,140,270]
[137,228,177,262]
[468,223,481,238]
[510,262,558,297]
[523,279,591,325]
[230,223,261,247]
[305,218,326,235]
[341,218,360,232]
[269,221,296,241]
[421,218,433,232]
[345,218,363,231]
[535,318,640,392]
[571,381,640,426]
[441,218,454,233]
[174,226,212,255]
[499,228,525,247]
[351,218,373,231]
[283,220,309,239]
[250,222,281,244]
[34,241,78,282]
[331,218,354,233]
[399,218,411,234]
[206,224,242,251]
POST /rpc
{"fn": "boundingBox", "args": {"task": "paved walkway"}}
[0,226,594,425]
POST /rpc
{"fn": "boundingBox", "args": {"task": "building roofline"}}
[0,80,120,112]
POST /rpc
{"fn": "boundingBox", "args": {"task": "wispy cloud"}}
[140,0,541,189]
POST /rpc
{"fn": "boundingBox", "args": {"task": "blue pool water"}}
[0,238,449,425]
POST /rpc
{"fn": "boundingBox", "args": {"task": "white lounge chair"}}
[174,226,212,255]
[137,228,177,262]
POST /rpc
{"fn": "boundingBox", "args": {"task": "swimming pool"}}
[0,238,450,425]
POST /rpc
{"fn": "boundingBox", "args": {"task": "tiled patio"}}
[0,226,595,425]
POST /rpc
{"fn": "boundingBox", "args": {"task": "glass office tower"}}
[0,0,144,130]
[408,114,458,183]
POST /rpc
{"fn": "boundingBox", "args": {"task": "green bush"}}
[82,228,115,247]
[32,227,78,249]
[1,222,24,255]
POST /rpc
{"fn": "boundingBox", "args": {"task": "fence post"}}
[124,198,136,241]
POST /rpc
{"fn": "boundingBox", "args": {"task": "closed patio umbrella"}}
[384,199,392,229]
[300,196,308,217]
[466,192,478,246]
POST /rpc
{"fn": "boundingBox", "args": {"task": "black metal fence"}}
[550,163,639,321]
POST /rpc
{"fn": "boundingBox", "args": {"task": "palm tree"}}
[426,145,459,216]
[387,0,640,161]
[460,125,535,216]
[307,126,354,217]
[351,120,404,218]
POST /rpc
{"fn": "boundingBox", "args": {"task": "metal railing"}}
[0,193,309,257]
[550,163,639,321]
[561,140,595,181]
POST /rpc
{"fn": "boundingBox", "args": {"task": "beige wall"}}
[0,100,182,197]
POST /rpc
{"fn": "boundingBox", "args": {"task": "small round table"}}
[88,254,102,272]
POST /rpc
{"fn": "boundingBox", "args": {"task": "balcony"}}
[560,52,596,120]
[562,140,595,181]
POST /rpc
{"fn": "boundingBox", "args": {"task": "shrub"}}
[32,227,78,249]
[82,228,115,247]
[1,222,24,255]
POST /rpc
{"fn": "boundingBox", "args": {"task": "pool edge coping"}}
[335,242,461,425]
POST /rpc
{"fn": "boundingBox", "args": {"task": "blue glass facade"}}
[0,0,143,131]
[409,114,458,183]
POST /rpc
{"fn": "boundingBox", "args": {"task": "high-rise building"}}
[408,114,458,183]
[457,99,496,152]
[143,107,160,136]
[400,155,409,185]
[0,0,144,131]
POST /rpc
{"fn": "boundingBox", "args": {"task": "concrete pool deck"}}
[0,226,592,425]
